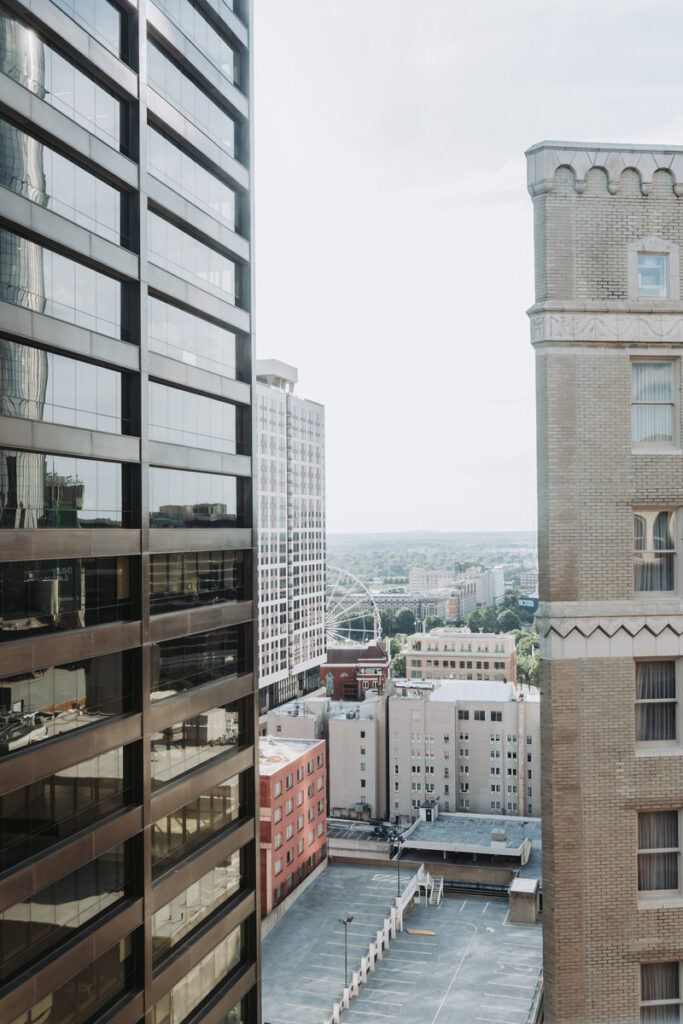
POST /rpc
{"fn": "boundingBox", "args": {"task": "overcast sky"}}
[253,0,683,534]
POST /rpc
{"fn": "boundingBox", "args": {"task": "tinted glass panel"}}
[0,451,130,529]
[151,698,247,788]
[0,230,125,338]
[0,745,131,870]
[148,41,235,154]
[148,126,236,228]
[152,846,246,964]
[0,651,132,756]
[148,296,237,378]
[0,118,125,244]
[9,935,135,1024]
[150,381,237,452]
[151,625,247,701]
[151,773,245,876]
[149,468,239,527]
[51,0,121,54]
[153,0,237,83]
[154,924,243,1024]
[148,211,237,300]
[0,842,129,984]
[0,341,128,432]
[0,556,133,643]
[150,550,249,614]
[0,5,123,150]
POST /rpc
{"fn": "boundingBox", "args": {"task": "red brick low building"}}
[259,736,327,918]
[321,641,390,700]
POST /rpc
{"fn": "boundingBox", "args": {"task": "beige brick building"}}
[404,626,517,682]
[528,141,683,1024]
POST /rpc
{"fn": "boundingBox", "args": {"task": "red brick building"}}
[259,736,327,918]
[321,642,390,700]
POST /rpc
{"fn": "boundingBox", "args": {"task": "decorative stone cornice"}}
[529,310,683,344]
[526,140,683,196]
[537,613,683,659]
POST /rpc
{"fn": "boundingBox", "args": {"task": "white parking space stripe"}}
[476,1017,527,1024]
[481,1006,527,1015]
[345,1009,396,1018]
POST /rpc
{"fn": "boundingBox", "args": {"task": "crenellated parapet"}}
[526,140,683,197]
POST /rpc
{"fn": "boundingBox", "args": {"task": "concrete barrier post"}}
[332,1003,340,1023]
[342,988,350,1009]
[376,930,384,960]
[390,907,397,939]
[368,943,376,971]
[383,919,390,949]
[360,956,367,983]
[352,971,359,997]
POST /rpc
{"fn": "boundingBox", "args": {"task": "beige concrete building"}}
[388,681,539,823]
[404,626,517,682]
[328,696,387,819]
[528,140,683,1024]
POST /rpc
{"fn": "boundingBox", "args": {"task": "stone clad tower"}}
[528,141,683,1024]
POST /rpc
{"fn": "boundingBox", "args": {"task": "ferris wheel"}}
[326,566,382,647]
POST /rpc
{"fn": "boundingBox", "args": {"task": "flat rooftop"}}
[261,863,543,1024]
[392,679,539,703]
[404,813,543,881]
[259,736,322,774]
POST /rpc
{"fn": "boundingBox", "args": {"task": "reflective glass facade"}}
[0,556,134,642]
[149,468,239,527]
[150,550,249,614]
[0,451,131,529]
[148,125,237,227]
[153,0,238,83]
[148,211,237,300]
[148,41,235,153]
[0,651,132,756]
[151,625,247,700]
[151,698,247,787]
[0,5,124,150]
[150,380,237,452]
[151,773,244,876]
[148,296,238,378]
[153,924,244,1024]
[51,0,121,54]
[0,118,125,245]
[8,935,135,1024]
[0,340,128,432]
[0,842,129,984]
[152,846,246,964]
[0,745,131,870]
[0,229,125,338]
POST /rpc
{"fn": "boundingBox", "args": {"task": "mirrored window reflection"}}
[153,0,238,83]
[151,625,246,701]
[152,847,245,964]
[153,924,244,1024]
[0,651,131,756]
[0,341,127,433]
[147,126,237,228]
[51,0,121,54]
[151,773,244,876]
[0,556,133,643]
[8,935,135,1024]
[148,41,235,154]
[0,230,124,338]
[0,119,124,244]
[0,745,131,870]
[149,468,239,528]
[148,296,237,378]
[0,843,128,984]
[151,699,247,788]
[0,5,123,150]
[148,212,237,300]
[220,999,247,1024]
[150,550,248,615]
[0,451,129,529]
[149,381,237,452]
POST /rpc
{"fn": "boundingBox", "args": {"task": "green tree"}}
[467,609,484,633]
[515,628,539,657]
[395,608,416,635]
[390,636,402,658]
[517,652,540,685]
[380,610,397,638]
[391,654,406,677]
[497,608,521,632]
[481,605,499,633]
[425,615,445,632]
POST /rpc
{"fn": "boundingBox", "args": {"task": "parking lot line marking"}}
[381,956,429,964]
[345,1008,396,1018]
[483,993,531,1002]
[483,902,489,913]
[481,1006,527,1015]
[285,1001,332,1013]
[264,1017,306,1024]
[431,922,478,1023]
[503,909,510,925]
[459,900,466,911]
[301,976,340,985]
[356,997,403,1006]
[476,1017,526,1024]
[490,980,536,990]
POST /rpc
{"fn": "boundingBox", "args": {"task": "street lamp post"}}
[338,916,354,990]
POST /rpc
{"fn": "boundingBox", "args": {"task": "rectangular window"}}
[490,711,502,722]
[148,210,238,301]
[458,710,469,720]
[153,925,244,1024]
[638,811,680,893]
[150,381,241,454]
[150,550,250,615]
[640,963,681,1021]
[638,253,668,298]
[148,296,238,380]
[636,661,677,743]
[474,710,485,721]
[632,361,675,446]
[634,510,675,592]
[150,698,247,788]
[150,624,248,700]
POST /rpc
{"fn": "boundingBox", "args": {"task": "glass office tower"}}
[0,0,260,1021]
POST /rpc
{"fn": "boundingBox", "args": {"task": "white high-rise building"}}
[256,360,326,715]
